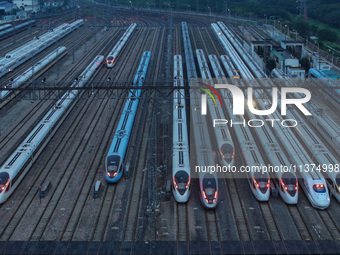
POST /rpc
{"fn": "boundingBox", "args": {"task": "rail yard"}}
[0,2,340,255]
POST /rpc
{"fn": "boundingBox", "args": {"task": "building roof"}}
[287,66,304,71]
[45,0,63,3]
[322,69,340,79]
[0,1,14,7]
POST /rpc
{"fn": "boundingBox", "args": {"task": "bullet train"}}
[106,23,136,68]
[182,22,219,208]
[200,173,218,206]
[308,68,340,104]
[0,20,36,41]
[172,55,191,202]
[273,68,340,154]
[218,54,298,204]
[0,55,104,203]
[207,54,236,166]
[196,50,235,167]
[1,47,67,101]
[272,68,340,204]
[0,23,11,32]
[212,21,331,208]
[210,25,272,202]
[0,20,83,79]
[105,51,151,182]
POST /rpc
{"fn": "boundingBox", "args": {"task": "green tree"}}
[318,28,338,42]
[293,19,311,37]
[299,57,310,72]
[266,58,276,72]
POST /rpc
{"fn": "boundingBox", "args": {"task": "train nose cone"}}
[220,143,234,165]
[315,197,330,209]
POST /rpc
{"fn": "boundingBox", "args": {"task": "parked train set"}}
[0,19,83,79]
[0,19,339,213]
[0,20,36,41]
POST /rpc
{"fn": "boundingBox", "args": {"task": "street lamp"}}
[315,41,320,69]
[264,14,267,24]
[284,24,289,39]
[208,6,211,16]
[329,49,334,65]
[129,1,132,8]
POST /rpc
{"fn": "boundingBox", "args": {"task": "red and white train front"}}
[250,172,270,201]
[200,173,218,208]
[173,170,191,202]
[0,172,11,204]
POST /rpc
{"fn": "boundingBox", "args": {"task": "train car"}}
[0,20,36,41]
[220,55,298,204]
[0,24,11,32]
[217,21,266,78]
[200,172,218,207]
[272,68,339,204]
[196,49,222,207]
[106,23,136,68]
[0,55,103,204]
[212,23,331,208]
[308,68,340,104]
[182,22,219,208]
[206,54,235,166]
[105,51,151,182]
[196,50,235,167]
[0,20,83,79]
[299,175,330,209]
[206,50,270,202]
[172,55,191,203]
[0,47,67,101]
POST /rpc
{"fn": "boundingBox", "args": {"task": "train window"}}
[281,172,298,196]
[108,165,118,171]
[202,174,217,200]
[336,174,340,187]
[220,143,234,164]
[313,184,326,193]
[204,187,215,196]
[106,155,121,172]
[254,172,269,184]
[0,172,10,193]
[254,172,269,194]
[174,171,189,194]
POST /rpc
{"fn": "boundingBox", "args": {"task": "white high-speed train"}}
[212,21,330,208]
[106,23,136,68]
[1,47,67,101]
[0,55,103,204]
[172,55,191,203]
[217,54,298,204]
[182,22,218,208]
[0,20,83,79]
[105,51,151,182]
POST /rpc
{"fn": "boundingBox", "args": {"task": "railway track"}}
[0,26,121,166]
[190,23,300,242]
[0,15,340,246]
[131,25,167,242]
[0,26,123,241]
[92,27,157,242]
[221,22,340,242]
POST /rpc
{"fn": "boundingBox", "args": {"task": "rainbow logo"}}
[199,82,223,106]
